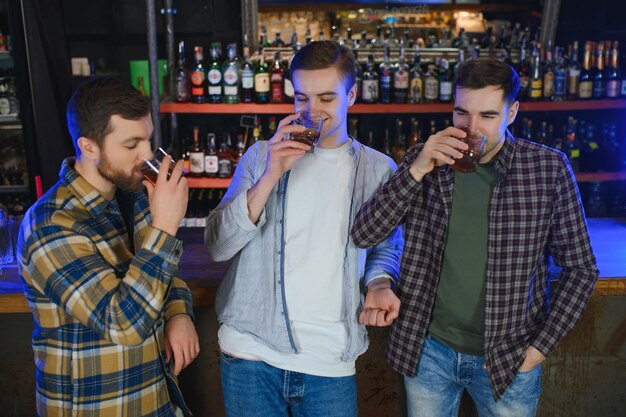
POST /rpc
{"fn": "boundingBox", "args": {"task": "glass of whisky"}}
[451,126,487,173]
[289,112,325,151]
[141,148,174,185]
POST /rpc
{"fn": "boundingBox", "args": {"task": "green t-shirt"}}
[427,163,499,355]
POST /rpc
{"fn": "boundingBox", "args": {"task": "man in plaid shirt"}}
[18,78,198,416]
[352,58,598,416]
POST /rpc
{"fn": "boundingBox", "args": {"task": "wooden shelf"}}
[160,100,626,115]
[187,177,232,188]
[575,171,626,182]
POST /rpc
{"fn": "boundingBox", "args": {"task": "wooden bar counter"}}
[1,218,624,417]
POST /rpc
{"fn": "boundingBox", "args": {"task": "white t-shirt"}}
[219,140,355,377]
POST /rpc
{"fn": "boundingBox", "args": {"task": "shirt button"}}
[277,250,281,254]
[279,220,283,224]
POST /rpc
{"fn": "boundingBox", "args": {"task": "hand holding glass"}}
[451,127,487,173]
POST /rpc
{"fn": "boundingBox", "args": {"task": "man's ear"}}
[77,137,100,160]
[348,82,358,107]
[506,100,520,127]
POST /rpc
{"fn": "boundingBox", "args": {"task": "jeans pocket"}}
[220,350,242,364]
[517,364,540,375]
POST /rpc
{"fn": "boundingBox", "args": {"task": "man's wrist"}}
[367,277,392,291]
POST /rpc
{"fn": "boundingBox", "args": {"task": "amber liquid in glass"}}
[451,127,486,173]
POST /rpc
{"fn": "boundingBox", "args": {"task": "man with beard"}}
[17,77,198,417]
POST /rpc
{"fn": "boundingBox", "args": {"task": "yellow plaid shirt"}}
[18,158,194,417]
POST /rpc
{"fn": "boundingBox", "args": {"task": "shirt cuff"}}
[136,226,183,265]
[232,189,267,230]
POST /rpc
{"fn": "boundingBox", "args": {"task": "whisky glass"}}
[140,148,174,185]
[451,127,487,173]
[289,112,324,152]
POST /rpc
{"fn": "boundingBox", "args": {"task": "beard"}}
[97,152,144,192]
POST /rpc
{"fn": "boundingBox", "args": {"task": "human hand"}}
[359,279,401,327]
[164,314,200,376]
[518,345,546,372]
[262,113,313,183]
[409,127,469,181]
[144,156,188,237]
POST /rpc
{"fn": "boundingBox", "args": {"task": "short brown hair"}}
[289,40,356,93]
[66,77,151,154]
[453,57,520,103]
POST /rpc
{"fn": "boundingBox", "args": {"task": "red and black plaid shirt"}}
[351,132,598,399]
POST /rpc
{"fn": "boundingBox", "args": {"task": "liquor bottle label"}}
[191,87,205,96]
[568,72,580,95]
[208,86,222,95]
[208,69,222,84]
[362,80,378,102]
[592,81,606,98]
[394,70,409,89]
[284,78,294,98]
[409,77,423,101]
[205,155,219,173]
[190,71,205,86]
[381,73,391,88]
[578,81,592,98]
[190,153,205,173]
[439,81,452,100]
[255,74,270,92]
[554,71,566,96]
[425,77,438,100]
[224,68,238,85]
[242,70,254,89]
[606,80,619,98]
[224,86,238,96]
[543,72,554,97]
[218,159,232,177]
[530,80,542,98]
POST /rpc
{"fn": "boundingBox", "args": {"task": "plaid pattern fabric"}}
[17,158,194,417]
[352,133,598,399]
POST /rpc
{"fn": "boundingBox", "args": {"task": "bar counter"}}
[0,218,624,417]
[1,218,625,312]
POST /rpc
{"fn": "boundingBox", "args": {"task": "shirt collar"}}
[492,130,516,179]
[59,157,116,217]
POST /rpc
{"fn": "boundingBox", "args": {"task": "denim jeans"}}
[220,352,358,417]
[404,336,541,417]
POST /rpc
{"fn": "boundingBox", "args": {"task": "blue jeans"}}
[220,352,358,417]
[404,336,541,417]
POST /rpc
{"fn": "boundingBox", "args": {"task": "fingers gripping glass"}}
[141,148,175,185]
[451,127,487,173]
[288,112,324,151]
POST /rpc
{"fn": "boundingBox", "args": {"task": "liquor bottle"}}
[217,135,233,178]
[353,49,363,103]
[305,26,313,45]
[382,128,392,158]
[407,117,421,148]
[348,118,358,138]
[136,76,148,96]
[260,25,270,47]
[189,126,205,178]
[379,46,392,104]
[606,41,620,98]
[517,40,530,101]
[271,31,285,47]
[331,25,339,43]
[429,120,437,137]
[190,46,206,103]
[553,47,567,101]
[361,54,379,104]
[371,25,385,48]
[439,59,453,102]
[567,41,581,100]
[254,48,270,104]
[346,26,353,46]
[204,133,219,178]
[592,42,606,98]
[408,46,424,104]
[359,31,368,49]
[318,30,325,42]
[424,62,439,103]
[223,44,240,104]
[174,41,191,102]
[270,52,285,103]
[452,27,469,49]
[232,134,245,173]
[580,121,600,172]
[578,42,593,99]
[268,117,277,138]
[182,135,190,175]
[391,119,406,164]
[241,35,255,103]
[365,131,375,149]
[284,51,295,104]
[542,45,555,100]
[529,44,543,100]
[290,29,300,51]
[393,44,409,103]
[563,116,581,172]
[207,42,223,103]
